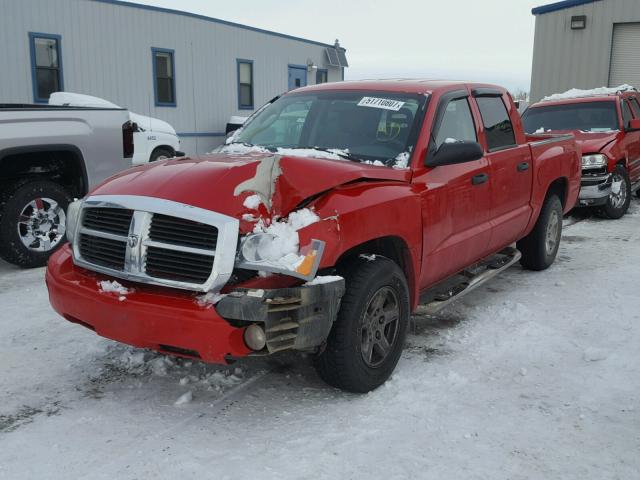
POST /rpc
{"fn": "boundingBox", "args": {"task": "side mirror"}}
[425,141,484,168]
[627,119,640,132]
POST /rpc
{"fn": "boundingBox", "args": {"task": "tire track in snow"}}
[91,367,276,476]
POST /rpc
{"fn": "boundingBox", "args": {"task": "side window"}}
[237,60,254,110]
[476,96,516,151]
[29,33,63,103]
[152,48,176,106]
[622,100,633,128]
[434,98,477,148]
[630,97,640,118]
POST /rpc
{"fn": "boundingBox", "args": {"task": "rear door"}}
[288,66,307,91]
[417,90,493,287]
[472,91,533,250]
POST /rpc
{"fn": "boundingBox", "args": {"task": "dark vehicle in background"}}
[522,86,640,219]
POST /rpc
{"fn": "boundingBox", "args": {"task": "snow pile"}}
[98,280,131,301]
[196,292,227,307]
[249,208,320,271]
[243,194,262,210]
[542,84,636,102]
[305,275,344,286]
[362,160,385,166]
[393,151,410,169]
[219,143,350,161]
[219,143,269,155]
[174,390,193,406]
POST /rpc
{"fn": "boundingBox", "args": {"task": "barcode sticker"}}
[357,97,405,111]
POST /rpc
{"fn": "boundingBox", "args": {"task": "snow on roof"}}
[541,85,637,102]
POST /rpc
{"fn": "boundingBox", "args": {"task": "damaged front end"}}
[578,171,613,207]
[216,279,345,354]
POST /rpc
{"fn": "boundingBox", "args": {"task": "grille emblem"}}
[127,234,139,248]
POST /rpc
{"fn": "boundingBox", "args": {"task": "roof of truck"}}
[293,79,506,96]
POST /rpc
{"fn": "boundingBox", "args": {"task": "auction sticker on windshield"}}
[357,97,405,111]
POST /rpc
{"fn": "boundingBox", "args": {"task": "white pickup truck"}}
[49,93,182,165]
[0,103,134,267]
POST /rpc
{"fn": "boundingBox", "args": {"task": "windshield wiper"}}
[294,146,362,162]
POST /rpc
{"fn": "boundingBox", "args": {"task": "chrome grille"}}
[83,208,133,236]
[72,195,239,292]
[78,233,127,270]
[145,247,214,283]
[149,214,218,249]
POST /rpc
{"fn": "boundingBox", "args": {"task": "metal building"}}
[530,0,640,102]
[0,0,348,153]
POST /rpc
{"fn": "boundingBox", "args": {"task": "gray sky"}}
[131,0,544,92]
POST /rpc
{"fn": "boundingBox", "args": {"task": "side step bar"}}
[631,181,640,194]
[415,247,522,316]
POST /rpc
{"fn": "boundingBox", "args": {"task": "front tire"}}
[149,147,174,162]
[0,179,71,268]
[598,165,631,219]
[314,257,410,393]
[517,194,563,271]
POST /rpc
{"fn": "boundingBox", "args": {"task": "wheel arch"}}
[334,235,417,308]
[0,144,88,198]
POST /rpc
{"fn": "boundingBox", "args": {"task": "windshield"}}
[224,90,427,167]
[522,101,619,133]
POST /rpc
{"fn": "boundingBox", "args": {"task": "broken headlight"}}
[237,234,325,281]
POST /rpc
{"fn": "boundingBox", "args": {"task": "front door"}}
[288,66,307,91]
[417,95,493,288]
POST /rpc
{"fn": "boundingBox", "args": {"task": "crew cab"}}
[522,85,640,218]
[0,103,134,267]
[46,81,581,393]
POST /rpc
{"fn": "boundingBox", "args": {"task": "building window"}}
[476,96,516,151]
[152,48,176,106]
[29,32,63,103]
[237,59,254,110]
[316,69,328,84]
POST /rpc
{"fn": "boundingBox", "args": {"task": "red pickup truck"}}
[46,81,581,392]
[522,86,640,218]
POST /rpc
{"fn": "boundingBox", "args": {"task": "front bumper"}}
[577,172,612,207]
[46,245,345,363]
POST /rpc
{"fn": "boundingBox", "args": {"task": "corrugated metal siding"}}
[530,0,640,102]
[609,23,640,87]
[0,0,345,153]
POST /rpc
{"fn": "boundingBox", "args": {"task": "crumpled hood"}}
[551,130,621,154]
[90,152,410,221]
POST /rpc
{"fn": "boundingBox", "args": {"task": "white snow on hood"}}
[219,143,350,161]
[542,84,636,102]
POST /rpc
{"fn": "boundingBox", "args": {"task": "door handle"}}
[517,162,530,172]
[472,173,489,185]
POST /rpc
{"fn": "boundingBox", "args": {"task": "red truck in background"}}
[46,80,581,393]
[522,85,640,219]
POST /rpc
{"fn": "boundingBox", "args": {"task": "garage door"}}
[609,23,640,88]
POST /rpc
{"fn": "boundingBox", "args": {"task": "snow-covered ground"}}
[1,201,640,479]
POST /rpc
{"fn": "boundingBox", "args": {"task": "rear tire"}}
[149,147,174,162]
[597,165,631,219]
[313,257,410,393]
[517,194,563,271]
[0,179,71,268]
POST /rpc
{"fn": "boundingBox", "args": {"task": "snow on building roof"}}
[532,0,602,16]
[541,84,638,102]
